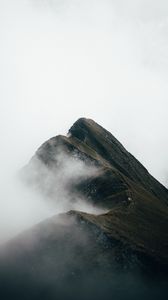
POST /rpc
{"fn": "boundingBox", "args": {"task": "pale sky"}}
[0,0,168,186]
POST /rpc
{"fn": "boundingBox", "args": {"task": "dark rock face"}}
[69,118,168,203]
[1,118,168,299]
[0,213,140,299]
[25,118,168,206]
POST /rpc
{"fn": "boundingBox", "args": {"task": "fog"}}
[0,0,168,241]
[0,147,104,243]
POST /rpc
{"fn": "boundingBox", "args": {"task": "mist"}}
[0,0,168,242]
[0,145,104,243]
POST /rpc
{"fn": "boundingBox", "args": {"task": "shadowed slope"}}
[22,118,168,267]
[68,118,168,203]
[1,118,168,299]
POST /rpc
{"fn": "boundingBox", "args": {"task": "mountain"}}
[0,118,168,300]
[24,118,168,206]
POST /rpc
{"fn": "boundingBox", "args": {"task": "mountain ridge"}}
[0,117,168,299]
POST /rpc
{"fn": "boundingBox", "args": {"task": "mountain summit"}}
[69,118,168,201]
[0,118,168,300]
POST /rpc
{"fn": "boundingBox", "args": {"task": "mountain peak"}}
[1,117,168,298]
[68,117,97,141]
[69,117,127,153]
[26,117,168,206]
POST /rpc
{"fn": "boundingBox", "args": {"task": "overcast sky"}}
[0,0,168,186]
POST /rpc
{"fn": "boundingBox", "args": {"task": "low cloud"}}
[0,0,168,244]
[0,146,103,244]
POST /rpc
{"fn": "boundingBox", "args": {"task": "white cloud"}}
[0,0,167,240]
[0,0,167,177]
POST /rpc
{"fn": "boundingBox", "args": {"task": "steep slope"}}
[24,118,168,208]
[0,208,167,300]
[22,118,168,266]
[0,118,168,299]
[69,118,168,203]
